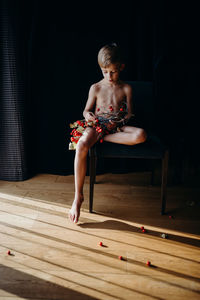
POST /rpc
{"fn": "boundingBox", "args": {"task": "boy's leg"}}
[103,126,147,145]
[69,127,100,223]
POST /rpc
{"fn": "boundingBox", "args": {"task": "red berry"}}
[7,250,11,255]
[120,108,123,111]
[97,108,100,111]
[118,255,123,260]
[146,261,151,266]
[99,242,103,246]
[141,226,144,230]
[142,229,146,233]
[100,139,103,143]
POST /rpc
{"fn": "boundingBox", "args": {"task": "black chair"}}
[89,81,169,215]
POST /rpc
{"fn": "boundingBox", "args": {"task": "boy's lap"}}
[121,125,142,133]
[79,125,142,148]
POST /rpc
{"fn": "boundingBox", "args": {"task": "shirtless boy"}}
[69,43,147,223]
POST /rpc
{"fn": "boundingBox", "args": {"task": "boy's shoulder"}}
[120,80,131,87]
[89,80,103,92]
[119,81,133,94]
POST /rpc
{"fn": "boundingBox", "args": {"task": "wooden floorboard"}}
[0,173,199,299]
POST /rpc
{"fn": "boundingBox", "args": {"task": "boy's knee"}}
[138,128,147,143]
[131,128,147,145]
[76,139,90,153]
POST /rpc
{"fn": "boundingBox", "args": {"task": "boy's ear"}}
[120,63,125,71]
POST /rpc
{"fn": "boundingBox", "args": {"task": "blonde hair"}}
[97,43,122,67]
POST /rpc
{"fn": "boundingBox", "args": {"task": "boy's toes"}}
[74,214,78,224]
[69,210,74,222]
[74,211,80,223]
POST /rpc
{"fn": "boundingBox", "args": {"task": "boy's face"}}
[101,63,124,84]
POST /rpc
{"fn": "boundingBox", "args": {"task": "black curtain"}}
[0,1,199,180]
[0,0,31,180]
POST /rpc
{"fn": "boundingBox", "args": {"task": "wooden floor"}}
[0,173,200,300]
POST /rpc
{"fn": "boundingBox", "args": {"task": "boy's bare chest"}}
[96,87,126,107]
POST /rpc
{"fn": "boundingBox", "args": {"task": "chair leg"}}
[89,147,96,213]
[161,150,169,214]
[151,167,155,185]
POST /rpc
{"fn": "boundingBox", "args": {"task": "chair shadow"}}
[78,219,200,248]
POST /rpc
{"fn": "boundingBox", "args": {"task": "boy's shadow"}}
[78,219,200,247]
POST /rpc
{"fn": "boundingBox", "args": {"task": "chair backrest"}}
[126,81,154,132]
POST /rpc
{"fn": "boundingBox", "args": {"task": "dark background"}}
[0,0,199,182]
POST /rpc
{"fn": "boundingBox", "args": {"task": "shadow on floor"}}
[79,219,200,248]
[0,264,98,300]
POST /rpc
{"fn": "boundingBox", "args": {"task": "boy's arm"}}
[124,84,133,121]
[83,84,97,121]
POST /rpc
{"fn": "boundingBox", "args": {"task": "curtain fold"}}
[0,1,28,180]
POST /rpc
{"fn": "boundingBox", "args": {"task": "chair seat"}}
[95,135,167,159]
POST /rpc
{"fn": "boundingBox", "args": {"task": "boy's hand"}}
[119,118,126,124]
[119,115,132,125]
[107,120,117,130]
[85,112,96,122]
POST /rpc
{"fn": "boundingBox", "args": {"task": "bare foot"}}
[69,196,84,223]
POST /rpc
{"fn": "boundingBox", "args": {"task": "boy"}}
[69,43,147,223]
